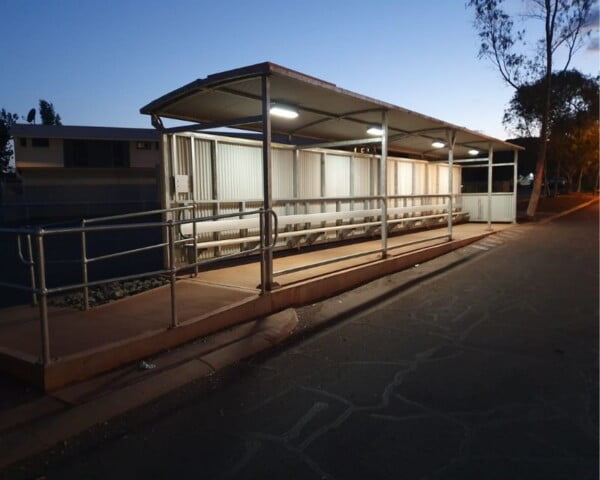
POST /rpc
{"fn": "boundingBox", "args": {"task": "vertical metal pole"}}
[513,149,519,223]
[81,220,89,310]
[380,111,388,258]
[261,75,274,291]
[487,143,494,230]
[36,232,50,365]
[259,209,266,294]
[168,220,178,328]
[446,130,456,240]
[192,205,198,276]
[26,234,37,306]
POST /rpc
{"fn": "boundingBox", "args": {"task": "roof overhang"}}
[10,124,160,142]
[140,62,523,160]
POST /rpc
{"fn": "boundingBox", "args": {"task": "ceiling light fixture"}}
[431,141,445,149]
[468,149,479,155]
[366,126,384,136]
[269,104,299,119]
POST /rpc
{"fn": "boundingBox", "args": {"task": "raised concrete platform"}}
[0,223,510,391]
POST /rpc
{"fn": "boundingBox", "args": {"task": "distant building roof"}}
[10,124,160,142]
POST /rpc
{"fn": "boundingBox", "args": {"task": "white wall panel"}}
[461,193,514,222]
[324,154,350,196]
[193,138,213,201]
[353,156,371,197]
[272,148,294,199]
[217,142,262,200]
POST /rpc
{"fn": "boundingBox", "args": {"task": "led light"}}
[468,149,479,155]
[431,141,445,149]
[269,104,299,119]
[366,126,384,136]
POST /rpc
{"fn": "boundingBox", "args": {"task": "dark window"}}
[64,139,130,168]
[31,138,49,147]
[19,138,27,147]
[135,141,153,150]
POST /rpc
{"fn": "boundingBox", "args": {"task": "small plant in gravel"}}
[48,276,170,310]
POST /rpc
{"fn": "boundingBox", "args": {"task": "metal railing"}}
[0,207,278,365]
[0,193,463,366]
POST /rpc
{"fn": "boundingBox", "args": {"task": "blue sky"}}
[2,0,598,139]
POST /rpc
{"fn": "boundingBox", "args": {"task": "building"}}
[2,124,162,223]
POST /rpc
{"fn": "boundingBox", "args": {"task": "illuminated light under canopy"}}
[269,104,299,119]
[431,141,445,149]
[468,149,479,155]
[366,126,384,136]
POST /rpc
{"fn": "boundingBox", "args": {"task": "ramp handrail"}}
[0,207,278,365]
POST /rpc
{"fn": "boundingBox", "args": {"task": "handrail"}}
[0,191,465,367]
[0,207,277,365]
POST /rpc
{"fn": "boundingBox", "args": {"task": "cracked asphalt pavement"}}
[5,202,598,479]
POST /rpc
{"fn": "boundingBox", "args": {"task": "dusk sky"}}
[3,0,598,140]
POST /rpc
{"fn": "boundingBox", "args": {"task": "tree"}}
[503,70,599,193]
[0,109,19,173]
[38,99,62,125]
[468,0,593,216]
[26,108,36,124]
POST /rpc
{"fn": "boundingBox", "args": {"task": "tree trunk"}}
[526,1,554,217]
[577,166,584,192]
[554,158,560,196]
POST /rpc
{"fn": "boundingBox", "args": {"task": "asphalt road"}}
[6,202,599,480]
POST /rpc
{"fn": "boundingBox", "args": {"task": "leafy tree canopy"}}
[503,69,599,137]
[39,99,62,126]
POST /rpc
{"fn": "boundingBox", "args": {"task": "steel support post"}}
[26,234,37,306]
[513,150,519,223]
[446,130,456,240]
[36,232,50,365]
[168,221,178,328]
[487,143,494,230]
[380,111,389,258]
[81,220,89,310]
[260,75,274,291]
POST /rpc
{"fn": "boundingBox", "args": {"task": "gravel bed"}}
[48,276,170,310]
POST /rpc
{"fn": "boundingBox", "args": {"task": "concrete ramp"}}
[0,223,508,391]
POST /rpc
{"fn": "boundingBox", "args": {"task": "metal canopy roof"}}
[140,62,522,160]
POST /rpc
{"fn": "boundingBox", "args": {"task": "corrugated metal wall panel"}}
[353,156,371,197]
[297,151,321,213]
[438,165,449,194]
[325,154,350,212]
[397,162,413,194]
[194,139,213,201]
[427,163,438,195]
[324,154,350,196]
[461,193,514,222]
[453,166,461,198]
[272,148,294,199]
[387,160,396,195]
[217,142,262,200]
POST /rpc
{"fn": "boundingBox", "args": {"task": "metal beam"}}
[296,137,382,150]
[460,162,515,168]
[290,107,385,135]
[163,115,263,134]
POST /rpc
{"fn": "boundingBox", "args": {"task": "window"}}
[64,139,130,168]
[19,138,27,147]
[31,138,49,147]
[135,141,154,150]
